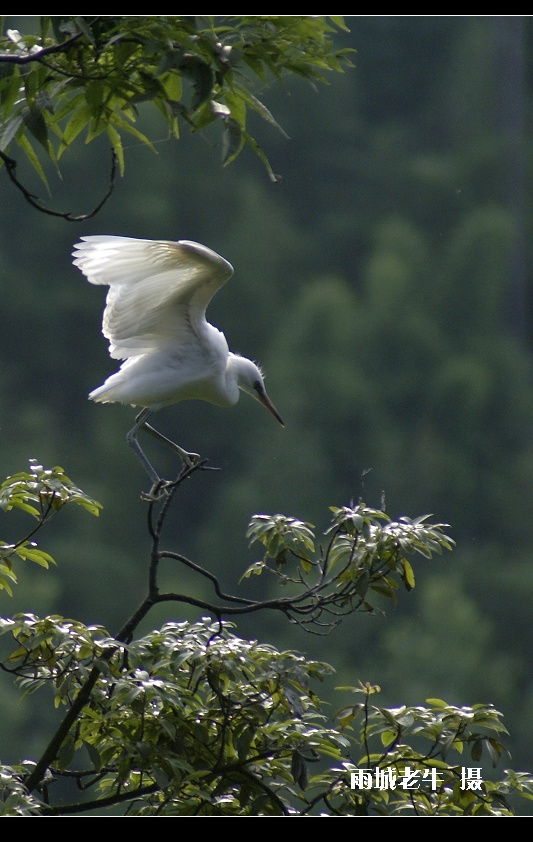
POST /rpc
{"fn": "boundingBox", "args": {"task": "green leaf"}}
[221,117,244,167]
[109,113,157,154]
[22,108,50,150]
[231,83,289,137]
[0,113,23,152]
[2,499,40,517]
[84,740,103,772]
[183,58,214,111]
[471,739,483,761]
[15,132,50,189]
[60,101,92,150]
[328,16,350,31]
[380,729,396,746]
[159,69,182,102]
[401,557,415,590]
[15,546,56,568]
[0,69,23,116]
[239,560,267,581]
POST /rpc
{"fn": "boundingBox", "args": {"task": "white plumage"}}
[73,235,283,487]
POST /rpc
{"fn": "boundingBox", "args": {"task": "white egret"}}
[72,235,284,488]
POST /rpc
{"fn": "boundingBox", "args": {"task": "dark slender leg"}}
[126,408,200,485]
[142,420,200,467]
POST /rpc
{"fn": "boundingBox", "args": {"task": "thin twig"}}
[0,148,117,220]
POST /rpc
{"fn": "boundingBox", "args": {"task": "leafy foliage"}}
[0,460,531,815]
[1,608,533,815]
[0,460,101,595]
[244,506,454,623]
[331,686,533,816]
[0,16,353,214]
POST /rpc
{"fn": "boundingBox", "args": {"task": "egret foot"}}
[180,450,201,469]
[141,479,174,503]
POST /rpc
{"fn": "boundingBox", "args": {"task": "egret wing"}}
[73,236,234,359]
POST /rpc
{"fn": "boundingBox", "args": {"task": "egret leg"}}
[141,422,201,468]
[127,408,201,485]
[126,409,162,485]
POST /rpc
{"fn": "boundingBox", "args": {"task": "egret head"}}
[232,355,284,426]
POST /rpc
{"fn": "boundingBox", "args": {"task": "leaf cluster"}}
[1,614,533,815]
[244,505,455,627]
[0,16,353,200]
[328,686,533,816]
[0,463,531,816]
[0,459,100,596]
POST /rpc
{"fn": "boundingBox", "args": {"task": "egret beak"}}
[255,385,284,427]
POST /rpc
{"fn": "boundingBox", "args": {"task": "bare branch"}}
[0,148,117,220]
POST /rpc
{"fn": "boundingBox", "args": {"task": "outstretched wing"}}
[72,236,234,359]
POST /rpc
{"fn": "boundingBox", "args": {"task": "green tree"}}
[2,460,533,816]
[0,16,352,215]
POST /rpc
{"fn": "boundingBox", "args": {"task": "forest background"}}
[2,15,533,788]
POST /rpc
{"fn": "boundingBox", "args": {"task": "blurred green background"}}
[2,15,533,785]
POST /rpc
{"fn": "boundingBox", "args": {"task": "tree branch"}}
[0,31,83,64]
[0,148,117,220]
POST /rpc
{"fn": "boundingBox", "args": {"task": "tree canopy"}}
[2,461,532,816]
[0,16,352,216]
